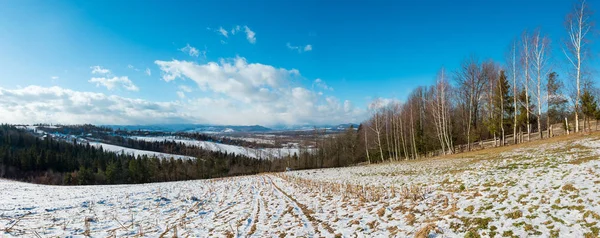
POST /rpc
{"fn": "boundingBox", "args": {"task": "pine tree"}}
[547,72,569,133]
[581,89,597,132]
[517,89,537,135]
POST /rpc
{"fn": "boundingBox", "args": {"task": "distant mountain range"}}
[104,123,359,133]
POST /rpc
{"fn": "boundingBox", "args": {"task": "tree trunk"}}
[410,107,417,160]
[364,126,370,164]
[513,42,518,145]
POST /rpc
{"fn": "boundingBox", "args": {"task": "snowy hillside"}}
[2,134,600,237]
[88,142,196,160]
[131,136,302,159]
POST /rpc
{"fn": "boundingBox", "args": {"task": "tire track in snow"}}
[262,178,304,236]
[202,178,252,234]
[257,176,300,235]
[266,175,323,237]
[248,176,270,237]
[236,180,261,237]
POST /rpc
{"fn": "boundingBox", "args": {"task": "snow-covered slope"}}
[88,142,195,160]
[131,136,301,159]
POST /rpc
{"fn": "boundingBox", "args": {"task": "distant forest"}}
[0,125,274,185]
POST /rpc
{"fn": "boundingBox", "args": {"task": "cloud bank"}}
[0,58,364,126]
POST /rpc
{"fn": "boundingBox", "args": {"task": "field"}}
[1,133,600,237]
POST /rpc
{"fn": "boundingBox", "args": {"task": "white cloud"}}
[90,66,110,75]
[217,25,255,44]
[179,85,193,93]
[344,100,353,113]
[287,43,312,53]
[368,98,401,111]
[127,64,140,71]
[0,58,364,126]
[231,25,241,35]
[218,27,229,38]
[0,83,364,126]
[179,44,204,57]
[153,57,364,125]
[244,26,256,44]
[50,76,59,80]
[155,57,297,102]
[313,78,333,91]
[286,43,300,51]
[0,86,185,125]
[145,68,152,76]
[88,66,139,91]
[89,76,139,91]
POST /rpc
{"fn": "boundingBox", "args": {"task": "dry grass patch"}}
[405,213,416,226]
[464,205,475,214]
[562,183,579,193]
[569,155,599,165]
[376,207,386,217]
[505,210,523,219]
[414,223,437,238]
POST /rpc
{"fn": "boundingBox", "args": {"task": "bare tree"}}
[390,104,400,160]
[363,123,371,164]
[482,61,499,146]
[521,31,533,141]
[384,107,393,162]
[499,71,506,145]
[368,99,385,162]
[398,103,409,159]
[429,68,454,154]
[409,103,418,159]
[564,0,594,133]
[531,29,551,139]
[455,56,485,151]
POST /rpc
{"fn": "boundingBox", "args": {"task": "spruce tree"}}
[581,89,597,131]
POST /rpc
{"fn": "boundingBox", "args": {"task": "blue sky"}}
[0,0,592,126]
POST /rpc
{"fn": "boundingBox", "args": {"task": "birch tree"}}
[531,29,551,139]
[564,0,594,133]
[521,31,533,141]
[508,41,520,144]
[429,68,454,154]
[368,99,385,162]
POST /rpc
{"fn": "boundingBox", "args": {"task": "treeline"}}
[0,125,275,185]
[283,126,365,170]
[304,0,600,164]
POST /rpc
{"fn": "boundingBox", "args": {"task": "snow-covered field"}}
[131,136,302,159]
[88,142,196,160]
[2,134,600,237]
